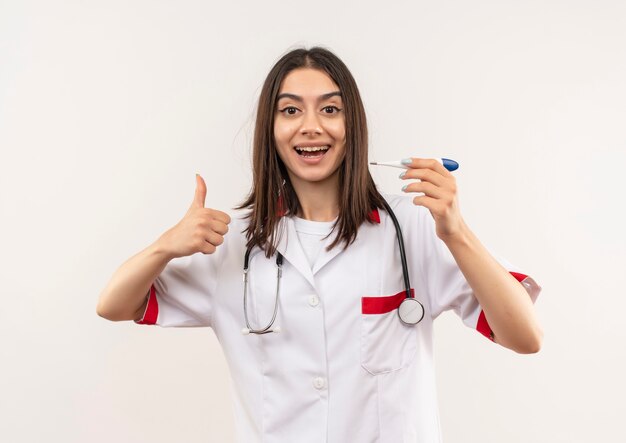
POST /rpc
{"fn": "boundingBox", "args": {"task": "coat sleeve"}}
[133,249,220,328]
[407,198,541,341]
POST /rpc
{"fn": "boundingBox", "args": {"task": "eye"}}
[279,106,299,115]
[322,106,341,114]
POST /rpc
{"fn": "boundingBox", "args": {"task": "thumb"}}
[192,173,207,209]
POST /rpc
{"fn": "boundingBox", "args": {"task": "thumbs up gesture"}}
[156,174,231,259]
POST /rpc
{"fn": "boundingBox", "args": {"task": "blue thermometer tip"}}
[441,158,459,172]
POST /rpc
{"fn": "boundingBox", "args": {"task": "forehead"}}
[278,68,340,98]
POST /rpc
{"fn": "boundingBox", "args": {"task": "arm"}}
[440,220,543,353]
[97,174,231,323]
[400,157,542,353]
[96,241,173,322]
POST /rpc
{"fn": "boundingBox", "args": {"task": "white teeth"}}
[295,145,330,152]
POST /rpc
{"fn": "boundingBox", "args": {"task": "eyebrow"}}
[276,91,342,102]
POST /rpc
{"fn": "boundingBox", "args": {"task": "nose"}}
[300,111,323,136]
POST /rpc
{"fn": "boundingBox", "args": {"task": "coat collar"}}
[273,216,315,287]
[273,208,380,288]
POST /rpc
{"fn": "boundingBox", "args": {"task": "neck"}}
[288,172,340,222]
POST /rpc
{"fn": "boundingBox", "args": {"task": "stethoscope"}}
[241,199,425,335]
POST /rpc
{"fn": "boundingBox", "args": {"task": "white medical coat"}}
[136,193,541,442]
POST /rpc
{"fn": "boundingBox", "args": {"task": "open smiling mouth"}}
[294,145,331,158]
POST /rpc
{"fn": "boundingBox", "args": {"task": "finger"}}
[402,181,446,199]
[403,158,452,177]
[192,174,207,209]
[199,241,217,255]
[207,209,231,225]
[400,168,446,187]
[411,195,439,210]
[208,218,229,236]
[204,231,225,247]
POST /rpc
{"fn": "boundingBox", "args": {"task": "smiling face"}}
[273,68,346,189]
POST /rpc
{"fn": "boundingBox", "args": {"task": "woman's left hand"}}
[400,157,467,242]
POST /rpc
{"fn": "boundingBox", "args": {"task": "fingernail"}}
[401,184,408,192]
[401,158,412,165]
[398,171,406,178]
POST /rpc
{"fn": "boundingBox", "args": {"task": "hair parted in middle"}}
[235,46,387,258]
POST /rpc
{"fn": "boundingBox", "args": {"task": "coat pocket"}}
[360,289,418,375]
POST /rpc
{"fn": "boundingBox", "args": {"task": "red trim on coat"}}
[509,271,528,283]
[368,208,380,224]
[134,284,159,325]
[477,310,495,341]
[476,271,532,341]
[277,194,287,217]
[362,288,415,314]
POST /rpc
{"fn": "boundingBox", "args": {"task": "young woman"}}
[97,47,542,442]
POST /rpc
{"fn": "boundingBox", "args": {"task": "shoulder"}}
[221,208,252,251]
[377,192,437,238]
[379,192,412,210]
[225,208,251,233]
[379,192,430,222]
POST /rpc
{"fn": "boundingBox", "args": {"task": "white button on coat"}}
[313,377,326,390]
[135,193,542,443]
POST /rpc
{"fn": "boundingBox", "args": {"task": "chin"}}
[298,169,340,185]
[296,173,330,184]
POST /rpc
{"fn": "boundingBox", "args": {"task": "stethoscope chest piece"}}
[398,297,425,325]
[241,199,425,334]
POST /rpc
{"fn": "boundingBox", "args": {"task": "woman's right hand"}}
[156,174,231,259]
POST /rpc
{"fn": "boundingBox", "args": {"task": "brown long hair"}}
[235,46,386,258]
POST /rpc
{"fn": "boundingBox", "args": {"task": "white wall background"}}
[1,0,625,441]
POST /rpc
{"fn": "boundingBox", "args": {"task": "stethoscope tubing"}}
[379,198,412,300]
[241,201,423,334]
[243,249,283,334]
